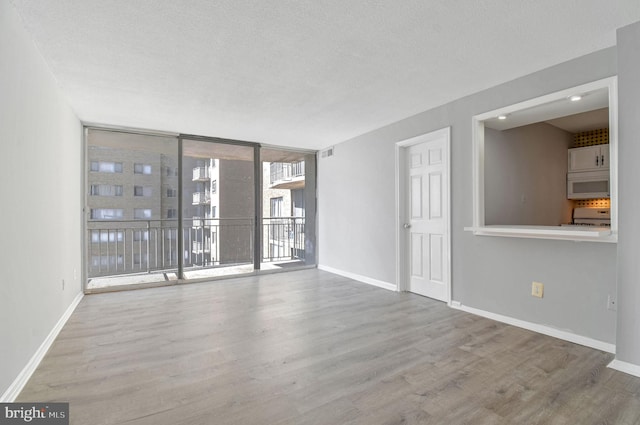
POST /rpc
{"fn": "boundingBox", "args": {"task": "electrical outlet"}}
[607,294,617,311]
[532,281,544,298]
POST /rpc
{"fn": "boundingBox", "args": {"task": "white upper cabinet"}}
[568,145,609,172]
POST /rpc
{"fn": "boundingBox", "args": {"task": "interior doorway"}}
[396,127,451,302]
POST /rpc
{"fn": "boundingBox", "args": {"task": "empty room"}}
[2,1,640,424]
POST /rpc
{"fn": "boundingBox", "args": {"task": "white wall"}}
[616,21,640,368]
[319,46,619,345]
[485,123,573,226]
[0,2,83,397]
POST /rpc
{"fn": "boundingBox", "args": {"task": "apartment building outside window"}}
[91,230,124,243]
[134,163,152,174]
[90,161,123,173]
[134,186,153,197]
[133,230,149,241]
[165,166,178,176]
[90,184,123,196]
[90,208,123,220]
[270,197,283,217]
[134,208,152,219]
[133,253,148,265]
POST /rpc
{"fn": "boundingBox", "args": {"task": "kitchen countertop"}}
[464,225,615,242]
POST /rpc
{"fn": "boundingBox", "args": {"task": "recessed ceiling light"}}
[570,95,582,102]
[498,115,507,120]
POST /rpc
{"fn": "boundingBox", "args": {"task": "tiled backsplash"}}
[573,198,610,208]
[572,128,609,148]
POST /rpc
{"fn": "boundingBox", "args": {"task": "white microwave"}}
[567,170,610,199]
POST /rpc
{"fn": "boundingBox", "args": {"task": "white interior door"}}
[401,130,450,302]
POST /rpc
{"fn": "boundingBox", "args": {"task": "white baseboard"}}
[450,301,616,354]
[608,359,640,377]
[1,291,84,402]
[318,265,397,292]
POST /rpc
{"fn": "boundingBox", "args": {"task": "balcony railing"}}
[192,191,211,204]
[191,215,213,228]
[192,241,211,254]
[87,217,305,279]
[270,162,305,185]
[87,219,181,277]
[262,217,305,262]
[192,166,211,181]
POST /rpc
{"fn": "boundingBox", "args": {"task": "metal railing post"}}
[292,217,297,259]
[177,137,184,279]
[253,145,261,270]
[146,220,151,273]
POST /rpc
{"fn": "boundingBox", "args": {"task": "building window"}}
[134,208,152,219]
[90,209,123,220]
[165,229,177,240]
[211,206,216,218]
[90,184,123,196]
[90,161,123,173]
[91,255,123,267]
[133,230,149,241]
[165,166,178,177]
[211,180,217,194]
[166,188,177,198]
[133,253,148,265]
[270,197,284,217]
[91,230,124,243]
[167,208,177,219]
[134,163,152,175]
[134,186,153,197]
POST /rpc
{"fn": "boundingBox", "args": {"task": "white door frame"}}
[395,127,451,303]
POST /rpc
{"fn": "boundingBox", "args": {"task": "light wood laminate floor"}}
[18,269,640,424]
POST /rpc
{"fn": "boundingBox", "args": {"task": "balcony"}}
[270,162,305,190]
[192,166,211,181]
[86,217,305,289]
[192,191,211,205]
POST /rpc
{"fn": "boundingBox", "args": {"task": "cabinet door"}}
[568,146,600,172]
[599,145,609,170]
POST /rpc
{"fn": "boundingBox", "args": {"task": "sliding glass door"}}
[260,148,316,269]
[180,138,255,279]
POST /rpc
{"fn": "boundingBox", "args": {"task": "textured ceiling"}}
[9,0,640,150]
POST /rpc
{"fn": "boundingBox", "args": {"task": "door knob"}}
[403,223,411,229]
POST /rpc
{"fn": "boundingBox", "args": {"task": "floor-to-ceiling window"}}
[84,128,316,291]
[85,129,179,290]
